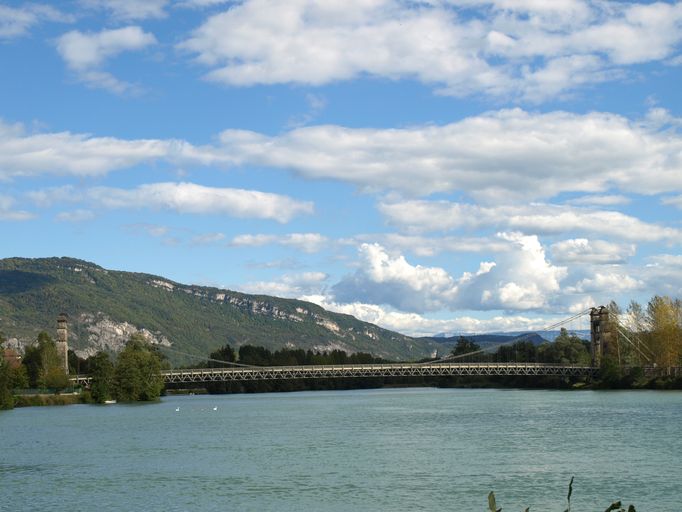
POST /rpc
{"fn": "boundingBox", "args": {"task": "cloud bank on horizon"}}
[1,0,681,336]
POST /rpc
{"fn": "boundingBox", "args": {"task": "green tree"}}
[0,337,14,410]
[113,334,164,402]
[450,336,482,361]
[207,344,236,367]
[89,352,114,403]
[647,296,682,372]
[538,328,590,365]
[21,332,69,390]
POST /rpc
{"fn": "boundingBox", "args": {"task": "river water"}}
[2,388,681,511]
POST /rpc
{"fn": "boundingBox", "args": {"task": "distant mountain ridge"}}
[0,257,440,364]
[419,332,550,354]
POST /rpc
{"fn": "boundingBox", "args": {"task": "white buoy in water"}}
[213,406,218,411]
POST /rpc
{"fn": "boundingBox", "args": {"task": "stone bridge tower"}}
[590,306,614,367]
[56,313,69,375]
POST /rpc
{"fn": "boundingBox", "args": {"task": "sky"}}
[1,0,681,337]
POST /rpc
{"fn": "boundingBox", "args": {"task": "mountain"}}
[419,332,550,355]
[0,257,439,365]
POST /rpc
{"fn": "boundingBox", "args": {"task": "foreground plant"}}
[487,477,636,512]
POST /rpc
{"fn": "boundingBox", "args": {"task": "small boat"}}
[104,400,117,405]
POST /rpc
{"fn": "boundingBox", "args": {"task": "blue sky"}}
[1,0,681,336]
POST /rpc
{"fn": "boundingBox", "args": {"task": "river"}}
[2,388,681,511]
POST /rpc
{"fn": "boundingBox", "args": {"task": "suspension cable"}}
[157,345,257,368]
[423,308,592,364]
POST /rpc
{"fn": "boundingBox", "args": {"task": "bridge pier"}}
[590,306,614,367]
[56,313,69,375]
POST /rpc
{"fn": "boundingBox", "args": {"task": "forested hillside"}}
[0,257,439,364]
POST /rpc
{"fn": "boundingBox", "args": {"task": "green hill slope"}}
[0,257,437,364]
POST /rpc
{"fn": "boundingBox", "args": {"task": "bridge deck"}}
[71,362,596,386]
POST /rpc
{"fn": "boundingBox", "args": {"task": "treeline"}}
[193,344,388,393]
[445,329,590,365]
[0,332,166,410]
[175,335,591,395]
[596,296,682,388]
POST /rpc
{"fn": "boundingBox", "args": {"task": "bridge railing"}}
[71,362,598,386]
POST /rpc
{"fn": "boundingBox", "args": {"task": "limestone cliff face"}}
[0,256,437,363]
[75,313,171,359]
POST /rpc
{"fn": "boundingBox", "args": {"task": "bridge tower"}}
[590,306,613,367]
[56,313,69,375]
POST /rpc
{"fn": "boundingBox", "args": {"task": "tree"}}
[21,332,69,390]
[646,296,682,372]
[113,334,164,402]
[89,352,114,403]
[451,337,482,361]
[207,344,236,367]
[0,337,14,410]
[538,329,590,365]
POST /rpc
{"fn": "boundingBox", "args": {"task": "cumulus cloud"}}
[567,271,643,294]
[332,235,567,313]
[379,200,682,243]
[351,233,510,257]
[231,233,329,253]
[179,0,682,100]
[302,295,566,337]
[0,4,71,39]
[80,0,168,20]
[56,26,157,93]
[0,195,34,221]
[30,182,313,222]
[551,238,636,265]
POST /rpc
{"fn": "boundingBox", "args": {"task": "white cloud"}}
[55,209,95,222]
[0,195,34,221]
[177,0,232,7]
[217,109,682,200]
[80,0,168,20]
[551,238,636,265]
[379,200,682,243]
[302,295,565,337]
[351,233,510,257]
[0,4,71,39]
[0,120,199,180]
[4,109,682,202]
[179,0,682,100]
[231,233,329,253]
[662,195,682,209]
[88,182,313,222]
[56,26,157,93]
[567,271,643,294]
[567,194,631,206]
[642,254,682,297]
[332,235,567,313]
[190,232,225,245]
[124,223,171,237]
[241,272,328,297]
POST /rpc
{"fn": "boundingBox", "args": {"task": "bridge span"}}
[72,362,596,387]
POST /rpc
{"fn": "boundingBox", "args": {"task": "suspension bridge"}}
[71,306,639,387]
